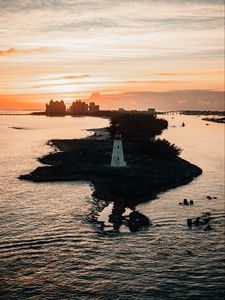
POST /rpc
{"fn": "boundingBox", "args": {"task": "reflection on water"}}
[0,112,224,299]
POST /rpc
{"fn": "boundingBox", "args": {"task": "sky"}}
[0,0,224,110]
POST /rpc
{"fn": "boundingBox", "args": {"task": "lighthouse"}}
[111,131,127,167]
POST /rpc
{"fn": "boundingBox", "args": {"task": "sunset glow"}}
[0,0,224,110]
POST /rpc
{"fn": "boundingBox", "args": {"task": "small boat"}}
[182,122,185,127]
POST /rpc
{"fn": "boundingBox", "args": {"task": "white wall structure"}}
[111,132,127,167]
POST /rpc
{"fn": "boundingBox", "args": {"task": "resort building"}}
[70,100,89,115]
[89,102,100,113]
[45,99,100,115]
[45,100,66,114]
[118,108,126,113]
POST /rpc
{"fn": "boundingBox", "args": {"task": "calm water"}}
[0,112,224,299]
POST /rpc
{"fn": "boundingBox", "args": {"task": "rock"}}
[127,211,150,232]
[204,224,212,231]
[202,217,210,225]
[188,212,213,230]
[186,250,194,255]
[194,217,200,226]
[108,213,123,231]
[183,199,189,205]
[187,218,192,228]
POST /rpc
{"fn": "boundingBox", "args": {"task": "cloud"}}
[0,0,223,64]
[1,0,223,36]
[32,82,85,89]
[60,74,91,80]
[89,90,224,111]
[0,0,223,106]
[0,1,223,12]
[156,73,183,76]
[32,79,184,89]
[0,47,48,56]
[124,80,182,84]
[31,74,92,88]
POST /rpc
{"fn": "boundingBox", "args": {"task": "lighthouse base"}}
[111,160,127,167]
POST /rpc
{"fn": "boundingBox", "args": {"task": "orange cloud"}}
[156,73,179,76]
[124,80,184,85]
[32,79,185,89]
[0,47,48,56]
[32,82,91,89]
[62,74,91,80]
[154,71,223,77]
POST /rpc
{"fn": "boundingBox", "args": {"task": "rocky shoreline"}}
[19,127,202,231]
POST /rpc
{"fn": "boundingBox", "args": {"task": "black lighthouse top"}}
[114,131,122,140]
[114,124,122,140]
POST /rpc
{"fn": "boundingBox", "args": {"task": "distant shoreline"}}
[1,109,224,118]
[202,117,225,124]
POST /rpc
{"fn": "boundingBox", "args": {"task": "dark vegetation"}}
[108,113,182,159]
[108,113,168,139]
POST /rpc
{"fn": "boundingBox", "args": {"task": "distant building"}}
[70,100,89,115]
[147,108,156,115]
[46,100,66,114]
[89,102,100,113]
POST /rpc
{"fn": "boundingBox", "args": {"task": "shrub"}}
[139,138,182,159]
[108,113,168,142]
[108,113,182,159]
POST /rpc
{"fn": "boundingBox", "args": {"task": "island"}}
[19,113,202,232]
[202,116,225,124]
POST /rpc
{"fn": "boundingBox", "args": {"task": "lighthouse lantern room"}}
[111,130,127,167]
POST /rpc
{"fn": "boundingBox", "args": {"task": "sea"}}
[0,110,224,300]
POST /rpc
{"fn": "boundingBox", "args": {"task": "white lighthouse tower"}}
[111,130,127,167]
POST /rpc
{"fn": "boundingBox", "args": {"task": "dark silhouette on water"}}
[187,212,212,230]
[179,198,194,206]
[95,200,151,233]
